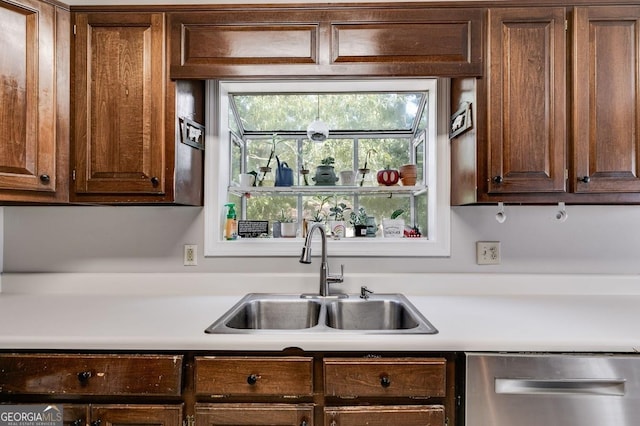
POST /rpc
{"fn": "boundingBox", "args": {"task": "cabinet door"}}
[90,405,182,426]
[0,0,67,200]
[324,405,444,426]
[196,403,313,426]
[486,8,566,194]
[74,13,165,195]
[573,7,640,193]
[62,405,89,426]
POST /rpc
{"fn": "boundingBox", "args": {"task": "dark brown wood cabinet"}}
[64,404,182,426]
[0,354,184,425]
[72,12,203,204]
[324,405,445,426]
[485,7,567,196]
[571,6,640,195]
[195,403,314,426]
[454,5,640,204]
[168,6,483,79]
[0,0,69,203]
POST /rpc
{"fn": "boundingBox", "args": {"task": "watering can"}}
[275,156,294,187]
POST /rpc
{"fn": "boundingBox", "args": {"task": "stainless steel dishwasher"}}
[466,352,640,426]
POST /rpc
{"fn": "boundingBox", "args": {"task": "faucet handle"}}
[327,264,344,283]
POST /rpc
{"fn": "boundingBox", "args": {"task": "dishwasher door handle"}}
[495,378,626,396]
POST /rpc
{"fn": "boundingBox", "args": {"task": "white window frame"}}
[204,79,451,257]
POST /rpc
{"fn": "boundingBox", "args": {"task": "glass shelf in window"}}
[228,184,428,197]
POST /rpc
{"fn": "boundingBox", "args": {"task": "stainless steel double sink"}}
[205,293,438,335]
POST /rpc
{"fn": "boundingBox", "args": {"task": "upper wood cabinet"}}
[72,12,204,204]
[572,6,640,194]
[486,7,567,196]
[168,6,484,79]
[453,5,640,204]
[0,0,69,203]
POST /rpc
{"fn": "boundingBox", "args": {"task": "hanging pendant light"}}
[307,94,329,142]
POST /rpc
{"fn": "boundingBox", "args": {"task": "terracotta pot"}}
[399,164,417,186]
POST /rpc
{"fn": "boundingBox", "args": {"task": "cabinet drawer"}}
[196,403,314,425]
[325,405,444,426]
[195,356,313,397]
[324,357,446,398]
[0,354,183,396]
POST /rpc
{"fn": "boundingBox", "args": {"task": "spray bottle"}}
[224,203,237,240]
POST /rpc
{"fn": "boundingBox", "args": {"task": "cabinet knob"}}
[39,174,50,183]
[380,375,391,388]
[72,420,83,426]
[91,420,101,426]
[492,175,503,184]
[300,420,308,426]
[150,176,159,187]
[578,176,591,183]
[247,374,259,385]
[77,371,92,383]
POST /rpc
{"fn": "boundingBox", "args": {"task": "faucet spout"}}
[299,223,343,297]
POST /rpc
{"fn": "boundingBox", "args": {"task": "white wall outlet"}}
[184,244,197,266]
[476,241,501,265]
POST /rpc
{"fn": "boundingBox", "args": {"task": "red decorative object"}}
[376,168,399,186]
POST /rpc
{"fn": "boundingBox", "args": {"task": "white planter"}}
[280,222,298,238]
[382,218,405,238]
[327,220,346,238]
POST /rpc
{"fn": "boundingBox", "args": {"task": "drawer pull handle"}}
[77,371,92,383]
[72,420,83,426]
[247,374,260,385]
[380,375,391,388]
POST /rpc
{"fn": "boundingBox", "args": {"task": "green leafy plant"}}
[277,209,295,223]
[349,207,369,226]
[391,209,405,219]
[329,202,350,221]
[321,156,335,166]
[310,211,325,223]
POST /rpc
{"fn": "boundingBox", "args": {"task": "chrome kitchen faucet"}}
[299,223,345,298]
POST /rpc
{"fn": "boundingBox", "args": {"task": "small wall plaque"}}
[450,102,473,138]
[179,116,205,150]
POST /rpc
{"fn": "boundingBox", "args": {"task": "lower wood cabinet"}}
[0,352,456,426]
[324,405,445,426]
[195,403,313,426]
[63,404,182,426]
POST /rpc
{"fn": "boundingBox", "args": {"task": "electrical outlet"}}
[476,241,500,265]
[184,244,197,266]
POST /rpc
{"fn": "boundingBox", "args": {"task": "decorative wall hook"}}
[556,202,568,222]
[495,202,506,223]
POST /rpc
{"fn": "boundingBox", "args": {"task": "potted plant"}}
[328,201,350,238]
[376,165,400,186]
[350,207,369,237]
[278,209,298,238]
[382,209,405,238]
[312,156,338,186]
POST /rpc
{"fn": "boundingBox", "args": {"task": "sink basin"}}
[326,298,422,331]
[205,293,437,335]
[206,295,321,332]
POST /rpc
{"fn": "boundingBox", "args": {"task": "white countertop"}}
[0,291,638,352]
